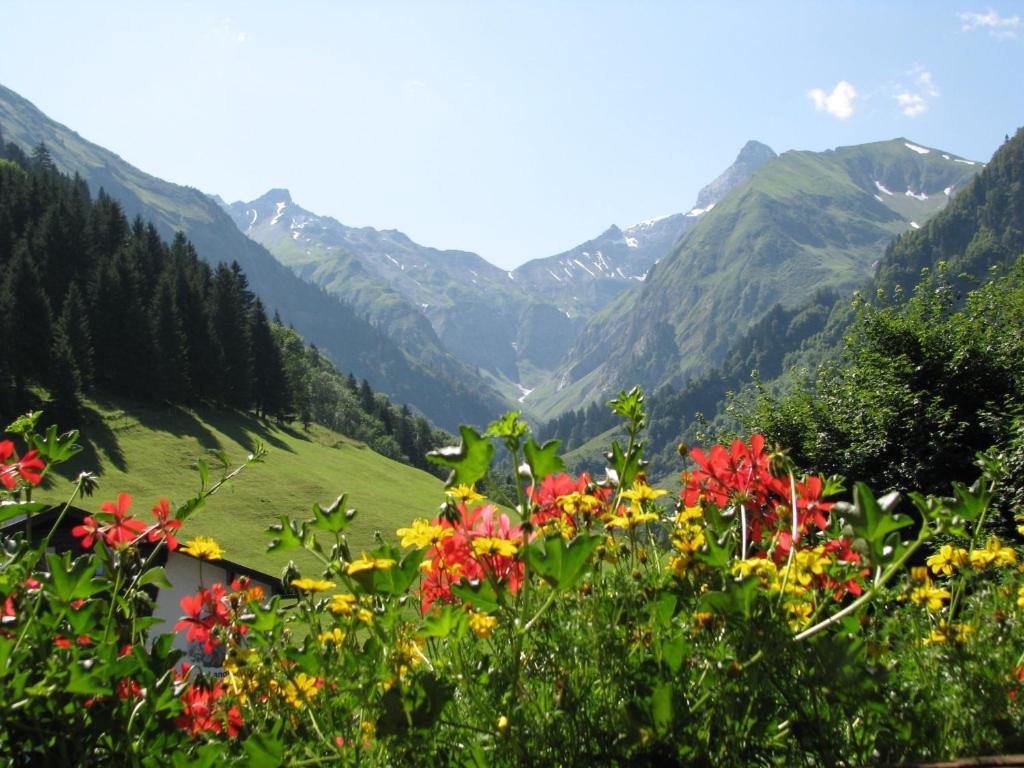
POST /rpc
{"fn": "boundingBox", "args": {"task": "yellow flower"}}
[283,672,320,708]
[468,611,498,639]
[291,577,336,593]
[447,484,484,504]
[180,536,224,561]
[497,715,509,732]
[693,611,714,631]
[910,582,952,612]
[605,506,659,529]
[318,627,346,645]
[1018,585,1024,608]
[620,481,669,504]
[970,536,1016,568]
[357,607,374,625]
[396,518,451,549]
[927,544,968,576]
[676,506,704,524]
[347,552,397,575]
[924,620,973,645]
[472,537,519,558]
[783,600,814,630]
[329,593,357,615]
[555,492,604,517]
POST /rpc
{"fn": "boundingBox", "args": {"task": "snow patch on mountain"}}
[905,189,928,201]
[874,181,894,196]
[271,201,287,226]
[904,142,930,155]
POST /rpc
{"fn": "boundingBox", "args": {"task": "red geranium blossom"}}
[175,584,231,654]
[176,680,243,737]
[72,493,147,550]
[0,440,45,489]
[148,498,181,551]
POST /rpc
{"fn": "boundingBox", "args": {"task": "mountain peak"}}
[694,140,776,210]
[736,140,777,165]
[254,188,292,205]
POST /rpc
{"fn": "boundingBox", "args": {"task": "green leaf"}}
[137,567,173,589]
[0,500,47,525]
[350,546,425,596]
[266,515,305,552]
[450,579,500,614]
[844,483,913,566]
[608,438,644,490]
[652,591,677,630]
[526,533,602,591]
[30,425,82,465]
[243,734,285,767]
[45,552,106,602]
[420,605,468,639]
[608,386,647,430]
[241,596,283,632]
[700,577,759,621]
[484,412,529,441]
[662,635,689,673]
[308,493,357,534]
[427,426,495,488]
[67,662,112,697]
[650,683,673,735]
[523,438,566,483]
[4,411,41,436]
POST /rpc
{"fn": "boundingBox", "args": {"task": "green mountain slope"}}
[0,83,505,431]
[535,139,981,419]
[42,397,444,574]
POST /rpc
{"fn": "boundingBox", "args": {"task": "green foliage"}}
[750,261,1024,521]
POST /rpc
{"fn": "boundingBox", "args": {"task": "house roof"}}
[0,503,281,588]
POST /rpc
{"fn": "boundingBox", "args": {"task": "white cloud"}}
[896,93,928,117]
[959,8,1020,39]
[808,80,857,119]
[237,32,248,44]
[894,66,940,117]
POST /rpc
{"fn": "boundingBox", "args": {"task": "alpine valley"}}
[0,81,986,449]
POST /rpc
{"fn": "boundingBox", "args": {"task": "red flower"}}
[71,516,105,549]
[73,493,147,549]
[175,584,231,654]
[148,498,181,551]
[0,441,45,489]
[100,493,147,548]
[176,681,243,738]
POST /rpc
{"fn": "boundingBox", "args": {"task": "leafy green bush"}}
[2,391,1023,765]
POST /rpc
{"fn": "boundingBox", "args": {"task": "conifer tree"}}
[0,242,52,389]
[57,283,93,391]
[249,297,291,418]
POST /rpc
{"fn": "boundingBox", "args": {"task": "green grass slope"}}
[40,398,444,576]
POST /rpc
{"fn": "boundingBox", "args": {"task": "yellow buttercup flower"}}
[319,627,346,645]
[927,544,968,577]
[396,518,452,549]
[969,536,1017,569]
[291,577,336,593]
[472,537,519,558]
[555,492,604,517]
[329,593,357,615]
[924,620,973,645]
[283,672,320,708]
[180,536,224,561]
[347,552,397,575]
[620,481,669,504]
[605,506,659,529]
[1018,586,1024,608]
[910,582,952,612]
[468,611,498,639]
[447,484,484,504]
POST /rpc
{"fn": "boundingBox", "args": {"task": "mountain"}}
[228,140,778,410]
[0,82,506,430]
[222,188,546,380]
[528,138,982,420]
[511,141,778,316]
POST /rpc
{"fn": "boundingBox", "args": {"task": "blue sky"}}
[2,1,1023,268]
